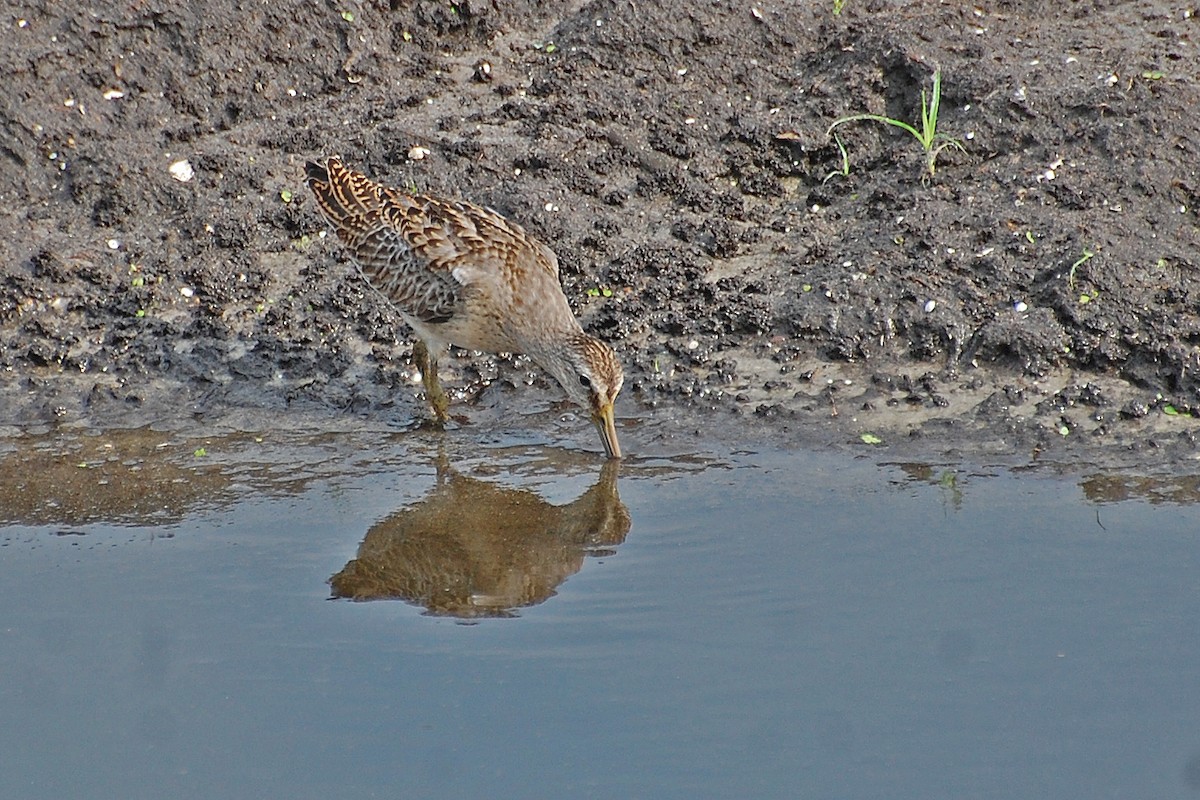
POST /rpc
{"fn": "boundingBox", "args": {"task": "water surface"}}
[2,422,1198,799]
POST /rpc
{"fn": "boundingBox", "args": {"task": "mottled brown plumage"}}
[305,156,623,458]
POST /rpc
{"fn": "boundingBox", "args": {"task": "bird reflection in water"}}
[329,459,630,618]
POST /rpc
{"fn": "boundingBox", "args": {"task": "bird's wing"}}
[306,157,558,324]
[306,157,459,323]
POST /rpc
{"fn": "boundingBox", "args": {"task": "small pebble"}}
[169,159,194,182]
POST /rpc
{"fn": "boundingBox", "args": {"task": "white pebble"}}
[106,239,120,250]
[1014,301,1028,313]
[924,300,937,313]
[169,159,194,182]
[180,286,194,297]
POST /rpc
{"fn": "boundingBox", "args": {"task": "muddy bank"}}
[3,1,1199,466]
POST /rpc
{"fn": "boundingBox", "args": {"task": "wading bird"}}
[305,157,623,458]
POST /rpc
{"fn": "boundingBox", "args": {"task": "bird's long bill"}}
[592,402,622,460]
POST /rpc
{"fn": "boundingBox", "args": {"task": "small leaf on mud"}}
[1058,425,1070,436]
[1142,70,1165,80]
[280,189,293,203]
[1163,405,1179,416]
[194,447,208,457]
[860,433,882,445]
[1078,294,1090,304]
[802,284,812,292]
[545,43,557,54]
[340,10,354,22]
[135,309,146,317]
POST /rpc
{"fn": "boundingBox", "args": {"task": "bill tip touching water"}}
[304,156,624,459]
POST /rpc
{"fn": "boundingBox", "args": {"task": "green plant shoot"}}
[827,69,966,179]
[1069,248,1095,289]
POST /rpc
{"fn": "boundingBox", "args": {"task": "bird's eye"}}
[578,375,592,389]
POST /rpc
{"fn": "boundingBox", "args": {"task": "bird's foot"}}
[428,389,451,426]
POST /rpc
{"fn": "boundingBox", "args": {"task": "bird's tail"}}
[304,156,383,227]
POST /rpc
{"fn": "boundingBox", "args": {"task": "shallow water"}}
[2,421,1199,799]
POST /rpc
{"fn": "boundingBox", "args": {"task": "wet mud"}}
[4,1,1200,467]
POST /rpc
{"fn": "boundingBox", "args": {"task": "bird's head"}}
[552,334,624,459]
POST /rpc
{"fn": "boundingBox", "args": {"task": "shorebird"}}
[304,156,623,459]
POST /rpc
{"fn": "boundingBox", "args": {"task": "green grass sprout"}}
[827,69,965,179]
[1069,248,1095,289]
[823,132,851,184]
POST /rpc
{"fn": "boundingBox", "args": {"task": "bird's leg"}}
[413,339,450,425]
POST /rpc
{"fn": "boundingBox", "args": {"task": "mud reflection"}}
[0,427,243,527]
[888,460,1200,508]
[329,460,631,617]
[886,462,967,511]
[1080,473,1200,505]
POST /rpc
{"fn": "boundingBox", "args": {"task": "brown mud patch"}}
[3,1,1200,468]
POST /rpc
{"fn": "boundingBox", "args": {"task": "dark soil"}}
[4,0,1200,465]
